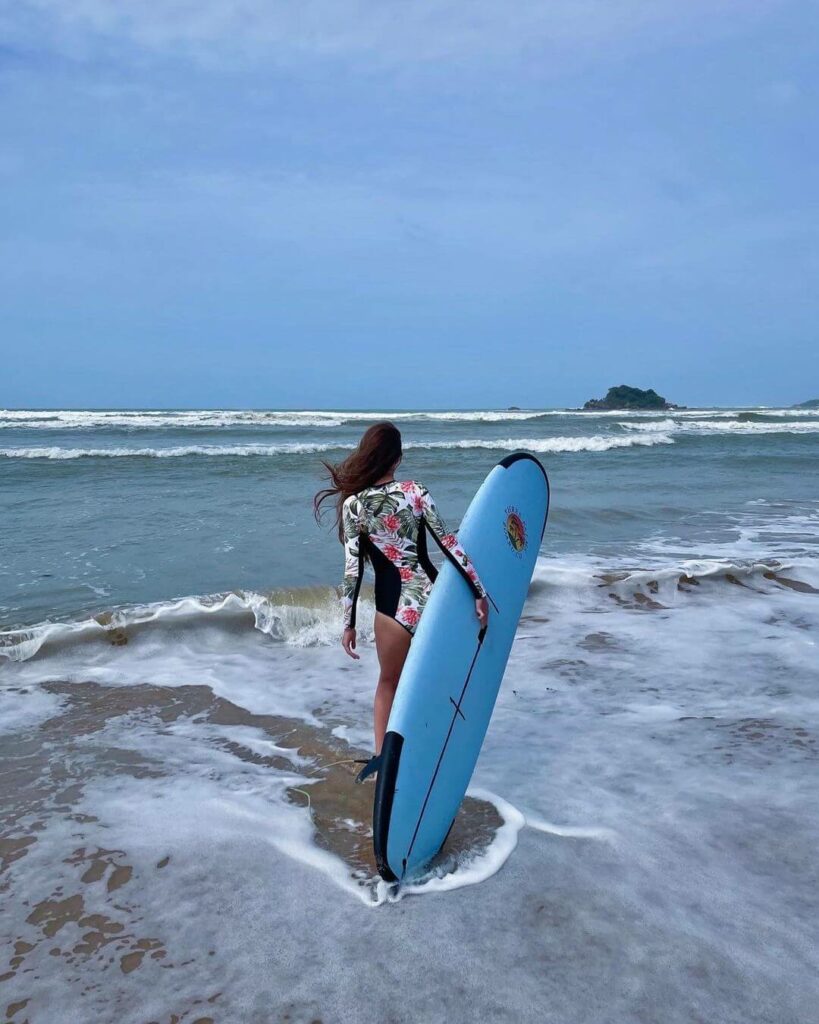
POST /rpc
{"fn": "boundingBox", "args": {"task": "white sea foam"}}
[0,408,552,430]
[0,587,374,663]
[4,553,816,669]
[410,433,674,453]
[215,724,312,765]
[69,715,387,907]
[3,407,816,432]
[622,418,819,435]
[523,815,618,842]
[0,433,674,459]
[528,553,819,609]
[0,684,67,734]
[382,788,526,899]
[373,787,617,901]
[3,535,818,1024]
[0,682,603,911]
[0,409,348,429]
[0,443,340,459]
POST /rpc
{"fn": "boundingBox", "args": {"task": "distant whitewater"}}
[2,406,818,465]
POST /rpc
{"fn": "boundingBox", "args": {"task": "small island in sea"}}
[792,398,819,409]
[581,384,682,411]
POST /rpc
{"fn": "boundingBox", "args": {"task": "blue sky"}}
[2,1,817,408]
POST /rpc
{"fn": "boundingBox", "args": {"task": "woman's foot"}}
[354,754,381,784]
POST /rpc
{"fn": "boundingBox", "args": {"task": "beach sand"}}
[1,680,508,1023]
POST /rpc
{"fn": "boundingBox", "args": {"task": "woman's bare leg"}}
[373,611,412,754]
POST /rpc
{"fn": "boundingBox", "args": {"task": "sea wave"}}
[0,410,346,429]
[3,407,816,431]
[7,416,817,460]
[621,418,819,435]
[2,558,815,665]
[0,409,552,430]
[0,587,358,663]
[0,443,339,459]
[0,433,674,459]
[529,556,819,599]
[410,434,674,453]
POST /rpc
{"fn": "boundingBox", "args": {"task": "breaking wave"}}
[0,443,339,459]
[3,407,817,432]
[0,409,552,430]
[0,587,361,663]
[411,434,673,453]
[0,433,674,459]
[621,418,819,435]
[3,557,815,665]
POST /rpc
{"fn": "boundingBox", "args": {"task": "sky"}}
[1,0,817,409]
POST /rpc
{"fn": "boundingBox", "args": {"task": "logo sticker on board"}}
[504,507,526,554]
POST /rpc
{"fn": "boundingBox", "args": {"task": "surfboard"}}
[372,452,550,881]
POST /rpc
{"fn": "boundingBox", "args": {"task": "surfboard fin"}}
[354,754,382,784]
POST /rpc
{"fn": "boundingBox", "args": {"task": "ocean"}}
[1,407,818,1023]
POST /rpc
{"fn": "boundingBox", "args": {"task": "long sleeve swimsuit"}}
[341,479,486,636]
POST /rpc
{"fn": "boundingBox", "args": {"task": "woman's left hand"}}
[342,627,360,660]
[475,597,489,628]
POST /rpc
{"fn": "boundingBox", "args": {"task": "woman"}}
[314,422,488,777]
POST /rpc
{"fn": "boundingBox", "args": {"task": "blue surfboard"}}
[372,452,550,881]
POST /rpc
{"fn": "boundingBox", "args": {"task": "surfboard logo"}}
[504,508,526,554]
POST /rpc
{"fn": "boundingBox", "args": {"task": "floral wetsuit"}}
[341,479,486,636]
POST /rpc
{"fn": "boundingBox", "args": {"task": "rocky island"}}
[582,384,681,411]
[792,398,819,409]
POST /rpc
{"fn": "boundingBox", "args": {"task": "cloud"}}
[9,0,787,70]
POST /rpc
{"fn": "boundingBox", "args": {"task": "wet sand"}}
[1,681,503,1021]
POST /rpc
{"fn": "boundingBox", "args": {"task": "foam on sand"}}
[2,533,818,1021]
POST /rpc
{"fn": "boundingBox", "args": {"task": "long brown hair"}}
[314,421,403,541]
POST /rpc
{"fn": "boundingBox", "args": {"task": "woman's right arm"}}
[341,496,363,658]
[418,486,486,599]
[418,485,489,628]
